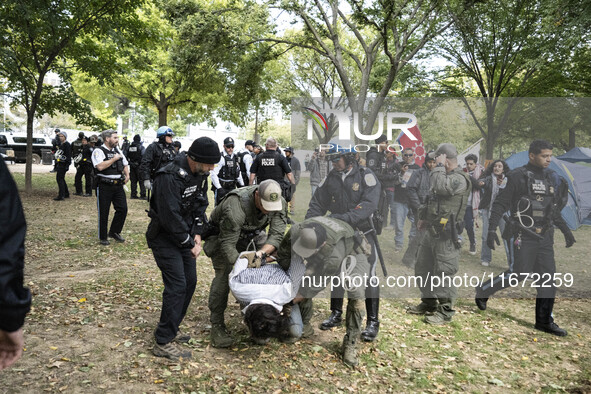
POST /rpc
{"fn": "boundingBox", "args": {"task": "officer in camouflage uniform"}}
[277,216,370,366]
[408,143,471,325]
[306,148,382,342]
[203,179,288,348]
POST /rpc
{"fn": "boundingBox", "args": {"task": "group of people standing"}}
[29,131,577,369]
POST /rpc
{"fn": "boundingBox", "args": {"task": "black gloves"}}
[487,231,500,250]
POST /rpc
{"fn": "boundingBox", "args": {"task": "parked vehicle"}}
[0,132,53,164]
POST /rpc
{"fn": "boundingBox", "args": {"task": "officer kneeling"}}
[147,137,220,360]
[277,217,370,367]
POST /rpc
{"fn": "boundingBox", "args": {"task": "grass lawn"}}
[2,171,590,393]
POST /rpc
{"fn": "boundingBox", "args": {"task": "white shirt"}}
[229,252,295,313]
[210,151,244,189]
[91,145,129,179]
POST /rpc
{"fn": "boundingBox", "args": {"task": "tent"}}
[557,147,591,164]
[505,151,591,230]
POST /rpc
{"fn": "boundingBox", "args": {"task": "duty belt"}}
[220,180,236,189]
[99,177,125,185]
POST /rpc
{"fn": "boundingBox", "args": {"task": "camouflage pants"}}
[415,232,459,319]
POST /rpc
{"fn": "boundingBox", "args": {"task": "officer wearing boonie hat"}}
[203,178,288,348]
[277,216,369,366]
[147,136,220,360]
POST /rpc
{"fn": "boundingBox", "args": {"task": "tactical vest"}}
[512,167,560,233]
[426,167,471,225]
[366,147,385,173]
[255,150,284,183]
[236,150,250,185]
[97,146,124,176]
[308,216,354,257]
[219,153,239,188]
[71,139,83,157]
[127,141,143,164]
[81,146,92,164]
[154,160,208,218]
[151,142,177,177]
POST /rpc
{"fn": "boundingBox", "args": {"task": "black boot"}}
[361,297,380,342]
[320,309,343,330]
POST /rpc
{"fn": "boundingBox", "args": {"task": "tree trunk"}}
[568,126,576,151]
[25,113,35,193]
[121,117,129,133]
[254,107,260,144]
[157,92,168,127]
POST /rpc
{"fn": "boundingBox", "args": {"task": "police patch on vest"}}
[364,173,377,187]
[352,182,360,191]
[262,158,276,166]
[531,180,547,194]
[270,192,279,201]
[183,185,197,197]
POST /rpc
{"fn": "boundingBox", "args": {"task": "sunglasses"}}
[225,145,234,148]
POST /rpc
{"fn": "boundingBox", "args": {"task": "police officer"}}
[365,135,388,174]
[121,136,130,157]
[147,137,220,360]
[140,126,177,194]
[284,147,301,214]
[236,140,254,187]
[210,137,244,205]
[277,217,370,366]
[91,129,130,245]
[203,179,288,348]
[72,132,85,196]
[0,159,31,370]
[53,130,71,201]
[475,140,575,336]
[408,143,471,324]
[127,134,146,199]
[306,148,382,342]
[402,151,437,268]
[249,137,296,202]
[76,136,94,197]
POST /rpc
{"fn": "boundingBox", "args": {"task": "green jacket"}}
[207,185,288,263]
[277,216,354,298]
[422,165,471,224]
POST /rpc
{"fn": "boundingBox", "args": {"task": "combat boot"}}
[302,323,315,338]
[407,302,437,315]
[210,324,234,348]
[342,334,358,367]
[320,310,342,330]
[360,320,379,342]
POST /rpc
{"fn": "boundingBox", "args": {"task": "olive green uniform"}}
[415,165,471,321]
[204,185,288,325]
[278,216,370,340]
